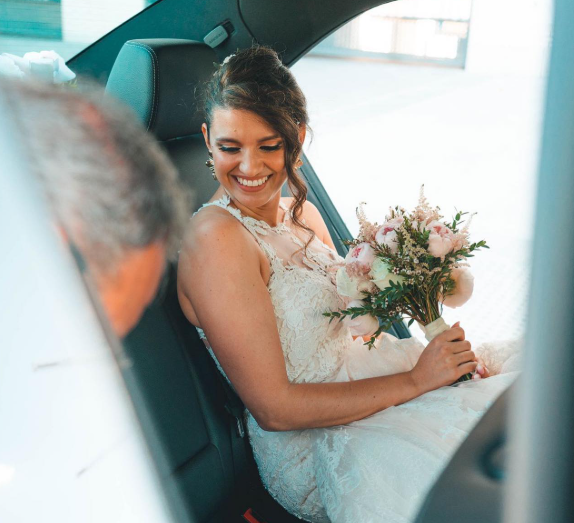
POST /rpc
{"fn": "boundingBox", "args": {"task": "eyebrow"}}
[215,134,282,144]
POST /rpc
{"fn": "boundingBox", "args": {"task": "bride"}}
[177,46,520,523]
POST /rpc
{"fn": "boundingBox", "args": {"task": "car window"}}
[292,0,553,345]
[0,0,160,60]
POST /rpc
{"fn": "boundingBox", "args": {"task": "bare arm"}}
[178,213,476,432]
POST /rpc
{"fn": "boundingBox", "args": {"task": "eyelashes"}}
[218,143,283,153]
[261,143,283,151]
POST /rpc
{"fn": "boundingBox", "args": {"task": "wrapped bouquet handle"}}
[421,317,450,342]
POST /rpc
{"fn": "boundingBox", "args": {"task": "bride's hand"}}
[409,322,478,394]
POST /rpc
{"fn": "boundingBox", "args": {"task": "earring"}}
[206,153,217,181]
[295,157,303,169]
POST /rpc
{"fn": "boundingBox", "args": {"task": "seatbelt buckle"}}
[224,404,245,437]
[235,416,245,438]
[242,508,267,523]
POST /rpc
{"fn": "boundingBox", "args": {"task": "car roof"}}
[68,0,393,81]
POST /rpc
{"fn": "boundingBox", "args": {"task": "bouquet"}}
[325,186,488,382]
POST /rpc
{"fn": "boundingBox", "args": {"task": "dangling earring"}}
[295,157,303,169]
[206,152,217,180]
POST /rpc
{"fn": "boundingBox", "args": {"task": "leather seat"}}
[106,39,302,522]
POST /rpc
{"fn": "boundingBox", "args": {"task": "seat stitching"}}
[125,41,158,131]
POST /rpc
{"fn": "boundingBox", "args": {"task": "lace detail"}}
[191,194,521,523]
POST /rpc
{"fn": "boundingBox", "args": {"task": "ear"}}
[298,124,307,146]
[201,123,211,152]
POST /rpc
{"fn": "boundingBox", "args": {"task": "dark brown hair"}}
[203,45,315,247]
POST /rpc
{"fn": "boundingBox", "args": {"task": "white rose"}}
[343,300,379,337]
[1,51,75,84]
[0,55,25,79]
[427,233,454,258]
[369,258,405,291]
[443,268,474,308]
[35,50,76,83]
[336,267,372,299]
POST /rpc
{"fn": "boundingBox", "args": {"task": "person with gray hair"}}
[0,78,189,337]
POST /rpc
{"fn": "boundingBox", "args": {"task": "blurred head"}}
[1,78,188,337]
[202,46,314,242]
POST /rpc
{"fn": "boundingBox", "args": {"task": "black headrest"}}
[106,39,217,141]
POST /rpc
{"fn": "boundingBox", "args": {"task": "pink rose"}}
[427,233,454,258]
[375,218,403,254]
[345,242,376,274]
[443,268,474,308]
[425,220,450,236]
[344,300,379,337]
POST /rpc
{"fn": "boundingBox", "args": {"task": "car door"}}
[0,90,178,523]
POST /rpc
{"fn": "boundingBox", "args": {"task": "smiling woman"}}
[177,45,520,523]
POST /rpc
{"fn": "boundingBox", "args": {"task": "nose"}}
[239,149,264,176]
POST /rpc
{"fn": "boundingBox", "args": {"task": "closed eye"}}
[218,146,240,153]
[261,143,283,152]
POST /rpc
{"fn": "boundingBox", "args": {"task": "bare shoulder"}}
[179,207,261,282]
[181,207,250,254]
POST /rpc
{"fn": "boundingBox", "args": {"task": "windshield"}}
[0,0,160,61]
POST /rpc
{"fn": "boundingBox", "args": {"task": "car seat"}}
[105,38,410,523]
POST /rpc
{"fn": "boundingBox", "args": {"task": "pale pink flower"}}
[344,300,379,337]
[443,268,474,308]
[451,232,468,252]
[425,220,452,237]
[375,218,403,254]
[427,233,454,258]
[345,242,376,275]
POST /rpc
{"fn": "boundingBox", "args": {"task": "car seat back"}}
[107,39,304,523]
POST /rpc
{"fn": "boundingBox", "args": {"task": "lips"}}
[232,174,272,191]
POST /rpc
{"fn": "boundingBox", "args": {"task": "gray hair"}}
[0,78,189,277]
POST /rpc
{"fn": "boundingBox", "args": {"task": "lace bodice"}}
[194,192,352,384]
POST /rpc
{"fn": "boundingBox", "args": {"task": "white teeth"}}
[237,175,269,187]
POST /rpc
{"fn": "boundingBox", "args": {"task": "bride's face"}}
[202,108,288,208]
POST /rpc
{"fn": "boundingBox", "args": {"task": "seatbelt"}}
[215,370,252,483]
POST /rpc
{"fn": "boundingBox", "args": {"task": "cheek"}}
[270,153,287,174]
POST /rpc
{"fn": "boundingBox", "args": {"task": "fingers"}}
[447,339,472,355]
[437,324,465,343]
[458,361,478,377]
[454,350,475,365]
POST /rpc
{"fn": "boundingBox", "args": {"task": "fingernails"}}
[472,373,481,380]
[476,364,484,375]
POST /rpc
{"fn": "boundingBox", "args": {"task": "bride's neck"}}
[221,188,284,227]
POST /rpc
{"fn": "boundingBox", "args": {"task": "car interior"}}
[46,0,570,522]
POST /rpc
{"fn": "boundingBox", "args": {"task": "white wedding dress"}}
[194,194,520,523]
